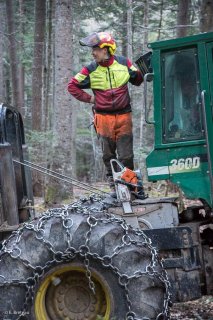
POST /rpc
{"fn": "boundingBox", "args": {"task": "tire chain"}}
[0,194,172,320]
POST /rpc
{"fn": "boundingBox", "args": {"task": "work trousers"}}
[94,113,134,178]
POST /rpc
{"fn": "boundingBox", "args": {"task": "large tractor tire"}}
[0,196,171,320]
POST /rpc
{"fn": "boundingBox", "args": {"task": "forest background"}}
[0,0,213,203]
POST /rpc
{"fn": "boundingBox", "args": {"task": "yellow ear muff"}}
[109,46,116,55]
[99,42,116,55]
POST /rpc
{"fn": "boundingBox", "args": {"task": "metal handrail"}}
[201,90,213,206]
[144,73,155,125]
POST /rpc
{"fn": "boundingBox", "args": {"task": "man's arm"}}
[68,67,94,103]
[127,59,143,86]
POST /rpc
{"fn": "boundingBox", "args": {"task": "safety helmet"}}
[79,32,116,55]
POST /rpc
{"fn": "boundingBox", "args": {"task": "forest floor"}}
[170,295,213,319]
[34,181,213,320]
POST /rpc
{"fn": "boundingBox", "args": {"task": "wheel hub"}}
[35,267,109,320]
[48,275,98,319]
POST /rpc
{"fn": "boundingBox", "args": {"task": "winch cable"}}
[13,159,110,196]
[25,159,110,195]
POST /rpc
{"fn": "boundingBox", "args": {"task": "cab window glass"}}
[162,48,204,143]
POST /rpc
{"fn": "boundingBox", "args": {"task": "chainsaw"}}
[110,159,147,214]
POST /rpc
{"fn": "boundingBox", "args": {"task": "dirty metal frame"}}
[0,104,34,235]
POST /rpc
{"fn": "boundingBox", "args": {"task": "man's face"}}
[92,47,108,63]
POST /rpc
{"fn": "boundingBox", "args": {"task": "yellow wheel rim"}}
[34,264,111,320]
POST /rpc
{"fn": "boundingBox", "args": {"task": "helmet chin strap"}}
[100,50,111,63]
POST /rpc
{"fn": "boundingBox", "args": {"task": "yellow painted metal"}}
[34,265,111,320]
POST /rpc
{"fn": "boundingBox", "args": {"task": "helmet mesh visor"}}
[79,33,100,47]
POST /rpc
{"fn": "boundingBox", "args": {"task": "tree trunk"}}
[142,0,149,54]
[31,0,46,131]
[176,0,191,37]
[0,1,5,103]
[200,0,213,32]
[157,0,164,40]
[126,0,133,62]
[71,98,77,179]
[140,0,149,149]
[42,0,55,195]
[126,0,133,101]
[19,0,25,116]
[46,0,74,204]
[121,10,127,56]
[5,0,22,112]
[70,7,81,179]
[43,0,53,131]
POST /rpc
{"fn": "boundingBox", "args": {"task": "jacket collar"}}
[99,55,114,67]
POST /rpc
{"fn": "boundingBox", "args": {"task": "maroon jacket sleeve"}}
[127,58,143,86]
[67,67,92,103]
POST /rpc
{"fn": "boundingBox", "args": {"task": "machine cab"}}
[161,48,204,143]
[146,32,213,208]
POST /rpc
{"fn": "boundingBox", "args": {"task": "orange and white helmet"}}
[79,32,116,55]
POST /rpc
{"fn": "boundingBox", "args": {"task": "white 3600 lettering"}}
[170,157,200,171]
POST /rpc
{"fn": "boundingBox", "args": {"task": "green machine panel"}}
[146,32,213,207]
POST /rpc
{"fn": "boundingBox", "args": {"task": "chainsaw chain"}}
[0,194,172,320]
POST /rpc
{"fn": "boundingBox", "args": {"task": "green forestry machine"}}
[0,32,212,320]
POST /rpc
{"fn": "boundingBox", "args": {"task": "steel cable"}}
[13,159,110,196]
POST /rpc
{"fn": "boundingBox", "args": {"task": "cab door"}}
[199,41,213,206]
[147,41,213,207]
[206,42,213,113]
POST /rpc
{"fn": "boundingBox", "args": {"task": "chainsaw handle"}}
[110,159,124,173]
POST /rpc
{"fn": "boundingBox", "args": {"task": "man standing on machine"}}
[68,32,143,193]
